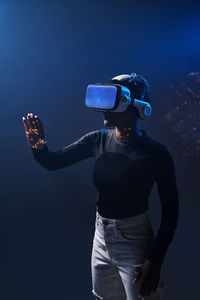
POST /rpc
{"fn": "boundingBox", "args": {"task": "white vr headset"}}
[84,74,152,120]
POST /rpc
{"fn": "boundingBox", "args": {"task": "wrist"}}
[145,258,162,268]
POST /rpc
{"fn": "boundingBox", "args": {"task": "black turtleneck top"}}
[31,128,179,266]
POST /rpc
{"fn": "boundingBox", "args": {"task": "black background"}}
[1,0,200,299]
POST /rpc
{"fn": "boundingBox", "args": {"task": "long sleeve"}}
[146,145,179,266]
[30,129,101,170]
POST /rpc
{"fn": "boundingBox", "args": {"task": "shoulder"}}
[83,128,112,138]
[78,128,106,144]
[143,132,169,153]
[143,133,174,164]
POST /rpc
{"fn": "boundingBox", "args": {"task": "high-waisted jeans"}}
[91,209,167,300]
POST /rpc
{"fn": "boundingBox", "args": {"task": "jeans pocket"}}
[118,228,148,241]
[117,220,153,242]
[117,226,146,241]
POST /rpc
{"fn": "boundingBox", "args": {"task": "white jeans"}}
[91,209,167,300]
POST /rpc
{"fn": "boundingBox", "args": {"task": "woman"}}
[22,73,179,300]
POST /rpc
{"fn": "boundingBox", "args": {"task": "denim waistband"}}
[96,209,149,227]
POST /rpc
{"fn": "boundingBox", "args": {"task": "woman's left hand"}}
[133,259,161,298]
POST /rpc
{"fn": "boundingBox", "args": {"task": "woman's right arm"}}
[22,113,100,171]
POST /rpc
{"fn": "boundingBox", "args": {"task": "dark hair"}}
[109,73,151,104]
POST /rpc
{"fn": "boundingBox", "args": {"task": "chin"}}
[103,119,115,127]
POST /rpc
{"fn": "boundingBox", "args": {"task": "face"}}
[103,111,118,127]
[103,106,138,127]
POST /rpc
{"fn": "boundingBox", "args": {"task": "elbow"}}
[46,165,57,171]
[47,167,54,171]
[38,163,57,171]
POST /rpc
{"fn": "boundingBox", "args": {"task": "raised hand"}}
[22,113,47,149]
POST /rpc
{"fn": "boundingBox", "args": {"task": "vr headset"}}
[84,79,152,120]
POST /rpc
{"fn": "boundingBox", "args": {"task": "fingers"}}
[152,279,160,293]
[133,269,143,286]
[22,116,30,132]
[139,280,154,297]
[133,267,143,283]
[22,112,46,149]
[27,113,38,131]
[34,115,44,136]
[25,113,44,137]
[139,277,159,298]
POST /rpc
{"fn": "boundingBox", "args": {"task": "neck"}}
[115,119,142,140]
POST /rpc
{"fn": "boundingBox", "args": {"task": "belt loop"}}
[95,213,99,227]
[96,211,100,222]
